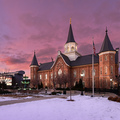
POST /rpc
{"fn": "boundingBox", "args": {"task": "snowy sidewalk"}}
[0,94,68,106]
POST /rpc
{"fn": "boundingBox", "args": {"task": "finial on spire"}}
[70,18,71,24]
[106,27,108,33]
[34,50,35,55]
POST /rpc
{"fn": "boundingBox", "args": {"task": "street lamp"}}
[80,72,85,95]
[110,79,112,90]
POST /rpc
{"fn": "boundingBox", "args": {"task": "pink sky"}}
[0,0,120,77]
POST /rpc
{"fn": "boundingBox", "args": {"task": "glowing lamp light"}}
[81,73,84,77]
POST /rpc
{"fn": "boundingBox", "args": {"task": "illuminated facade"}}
[30,21,119,89]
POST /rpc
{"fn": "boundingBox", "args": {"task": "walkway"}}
[0,94,68,106]
[0,91,117,106]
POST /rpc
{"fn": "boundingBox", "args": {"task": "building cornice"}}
[71,63,99,68]
[99,51,116,56]
[30,65,39,67]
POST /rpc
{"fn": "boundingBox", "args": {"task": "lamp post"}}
[110,79,112,91]
[80,73,84,95]
[115,75,120,95]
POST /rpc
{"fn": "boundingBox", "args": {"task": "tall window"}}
[111,66,113,74]
[92,69,95,76]
[105,66,107,74]
[34,75,35,79]
[111,55,113,61]
[45,74,47,79]
[105,55,107,61]
[74,70,76,78]
[51,73,53,79]
[40,74,42,79]
[100,67,102,75]
[54,72,56,78]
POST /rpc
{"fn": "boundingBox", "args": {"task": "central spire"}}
[66,18,76,44]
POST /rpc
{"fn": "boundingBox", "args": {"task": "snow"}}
[0,95,120,120]
[0,96,32,102]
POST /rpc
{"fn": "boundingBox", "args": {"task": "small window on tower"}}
[67,47,69,52]
[111,66,113,74]
[100,57,102,61]
[100,67,102,75]
[111,55,113,61]
[105,55,107,61]
[105,66,107,74]
[71,46,74,51]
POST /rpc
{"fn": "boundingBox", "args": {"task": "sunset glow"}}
[0,0,120,77]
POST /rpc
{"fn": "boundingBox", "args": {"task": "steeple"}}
[30,51,39,66]
[64,19,80,61]
[66,18,76,43]
[99,28,114,53]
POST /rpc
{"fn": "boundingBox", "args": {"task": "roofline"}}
[51,54,70,69]
[30,65,39,67]
[65,42,78,45]
[71,63,99,68]
[38,69,51,72]
[98,51,116,56]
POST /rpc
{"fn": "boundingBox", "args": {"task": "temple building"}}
[30,20,119,90]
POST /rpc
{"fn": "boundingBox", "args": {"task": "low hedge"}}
[108,96,120,103]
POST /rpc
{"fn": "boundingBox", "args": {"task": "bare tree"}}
[67,72,75,101]
[62,73,69,88]
[56,74,64,88]
[30,79,39,89]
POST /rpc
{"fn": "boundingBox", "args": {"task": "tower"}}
[30,51,39,87]
[64,18,80,61]
[98,29,116,89]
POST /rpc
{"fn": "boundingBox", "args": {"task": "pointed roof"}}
[66,19,76,43]
[30,52,39,66]
[99,29,114,53]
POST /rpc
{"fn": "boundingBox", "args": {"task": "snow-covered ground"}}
[0,95,120,120]
[0,96,32,102]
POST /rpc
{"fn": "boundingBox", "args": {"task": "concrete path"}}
[0,95,68,106]
[0,92,117,106]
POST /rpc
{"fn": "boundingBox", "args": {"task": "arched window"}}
[45,74,47,79]
[58,69,62,76]
[111,66,113,74]
[40,74,42,79]
[54,72,56,78]
[67,46,69,52]
[81,70,85,77]
[51,73,53,79]
[92,69,95,76]
[74,70,76,78]
[105,66,107,74]
[71,46,74,51]
[111,55,113,61]
[100,67,102,75]
[105,55,107,61]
